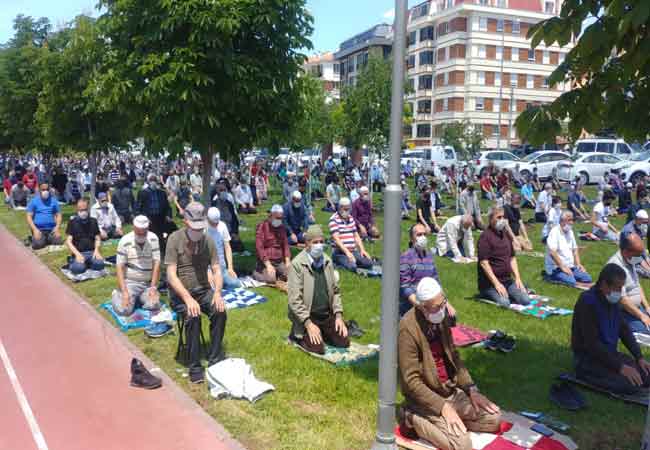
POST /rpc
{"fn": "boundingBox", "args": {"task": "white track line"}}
[0,338,49,450]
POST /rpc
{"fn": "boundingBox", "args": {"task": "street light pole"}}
[371,0,407,449]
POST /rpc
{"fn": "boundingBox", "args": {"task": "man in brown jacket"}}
[398,277,500,450]
[287,225,349,354]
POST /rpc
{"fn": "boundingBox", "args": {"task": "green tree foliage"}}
[98,0,313,203]
[516,0,650,145]
[440,120,484,159]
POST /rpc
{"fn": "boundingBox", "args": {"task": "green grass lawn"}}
[1,182,647,450]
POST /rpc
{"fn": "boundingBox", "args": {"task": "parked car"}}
[419,145,457,172]
[573,138,635,160]
[556,152,623,185]
[504,151,570,180]
[615,152,650,184]
[474,150,520,177]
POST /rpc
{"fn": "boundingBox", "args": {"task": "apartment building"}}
[334,23,393,88]
[405,0,573,149]
[303,52,341,101]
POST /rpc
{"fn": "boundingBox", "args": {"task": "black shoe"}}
[130,358,162,389]
[550,382,586,411]
[346,320,365,338]
[485,330,505,351]
[189,369,205,384]
[498,335,516,353]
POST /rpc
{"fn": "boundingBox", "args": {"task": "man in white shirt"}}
[189,169,202,195]
[90,192,123,240]
[165,169,180,196]
[545,210,592,287]
[592,192,619,241]
[232,178,256,214]
[436,215,476,262]
[542,196,562,242]
[206,207,241,289]
[535,183,553,223]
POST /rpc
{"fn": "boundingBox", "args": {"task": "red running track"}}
[0,225,245,450]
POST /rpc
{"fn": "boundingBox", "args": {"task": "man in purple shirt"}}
[352,186,380,240]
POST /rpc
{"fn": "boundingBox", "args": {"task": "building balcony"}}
[416,113,433,121]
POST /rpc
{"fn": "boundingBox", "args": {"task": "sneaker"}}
[497,335,516,353]
[145,322,173,338]
[189,369,205,384]
[130,358,162,389]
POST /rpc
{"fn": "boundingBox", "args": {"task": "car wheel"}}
[579,172,589,185]
[631,172,646,185]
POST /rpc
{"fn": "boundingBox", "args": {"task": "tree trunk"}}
[321,142,333,164]
[201,145,215,206]
[89,151,98,202]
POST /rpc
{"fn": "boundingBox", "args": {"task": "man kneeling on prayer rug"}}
[398,277,501,450]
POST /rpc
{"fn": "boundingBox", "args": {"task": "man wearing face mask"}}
[541,196,563,242]
[90,192,123,240]
[287,225,349,354]
[592,191,619,241]
[283,190,309,245]
[26,182,63,250]
[478,207,531,307]
[329,197,373,272]
[283,173,299,203]
[545,210,592,288]
[165,202,226,384]
[607,233,650,334]
[572,263,650,395]
[206,207,241,289]
[459,182,484,231]
[253,205,291,284]
[135,174,174,256]
[620,210,650,278]
[534,183,553,223]
[66,198,105,275]
[398,277,501,449]
[112,216,165,328]
[435,215,475,263]
[352,186,380,240]
[111,174,135,224]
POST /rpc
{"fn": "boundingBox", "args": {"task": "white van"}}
[419,145,457,172]
[573,138,635,160]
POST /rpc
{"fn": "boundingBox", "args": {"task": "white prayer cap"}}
[292,190,302,200]
[359,186,369,193]
[339,197,351,207]
[637,210,649,220]
[207,207,221,222]
[133,215,150,229]
[627,182,633,188]
[415,277,442,305]
[270,204,283,214]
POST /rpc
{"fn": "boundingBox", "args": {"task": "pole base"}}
[370,441,398,450]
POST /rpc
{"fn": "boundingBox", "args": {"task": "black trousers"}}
[171,288,227,373]
[575,352,650,395]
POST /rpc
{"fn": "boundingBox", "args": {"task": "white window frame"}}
[512,48,519,62]
[528,49,535,62]
[492,125,500,137]
[443,98,449,111]
[558,52,565,63]
[526,74,534,88]
[494,100,500,112]
[443,72,449,85]
[495,72,501,87]
[543,77,550,88]
[543,50,550,64]
[477,71,485,85]
[478,45,486,58]
[497,19,504,32]
[475,97,485,111]
[512,19,521,34]
[479,17,488,32]
[545,1,555,14]
[510,74,518,87]
[496,46,503,60]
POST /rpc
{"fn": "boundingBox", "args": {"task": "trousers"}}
[480,279,530,307]
[297,314,350,355]
[575,352,650,395]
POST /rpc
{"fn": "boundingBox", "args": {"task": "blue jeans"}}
[548,267,592,287]
[594,228,618,241]
[69,251,105,275]
[480,279,530,307]
[332,249,373,272]
[222,268,242,289]
[623,306,650,335]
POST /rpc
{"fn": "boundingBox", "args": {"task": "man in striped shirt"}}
[328,197,373,272]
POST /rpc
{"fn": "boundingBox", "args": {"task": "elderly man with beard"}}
[253,204,291,284]
[352,185,380,240]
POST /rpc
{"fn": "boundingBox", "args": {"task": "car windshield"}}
[631,152,650,162]
[521,152,542,162]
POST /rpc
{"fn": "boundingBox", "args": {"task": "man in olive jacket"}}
[288,225,349,354]
[398,277,500,450]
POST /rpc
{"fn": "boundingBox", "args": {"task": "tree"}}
[36,15,131,199]
[98,0,313,204]
[516,0,650,145]
[440,120,484,159]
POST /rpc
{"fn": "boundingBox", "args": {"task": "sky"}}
[0,0,421,51]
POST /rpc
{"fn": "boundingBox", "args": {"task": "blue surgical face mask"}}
[606,290,622,304]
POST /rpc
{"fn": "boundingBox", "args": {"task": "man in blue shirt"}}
[567,183,588,221]
[283,190,309,245]
[520,181,536,209]
[26,182,63,250]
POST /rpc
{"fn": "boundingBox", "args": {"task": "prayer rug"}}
[634,333,650,347]
[222,287,268,310]
[474,298,572,320]
[289,339,379,367]
[60,266,109,283]
[34,245,66,255]
[541,272,591,291]
[559,373,649,407]
[395,411,577,450]
[452,324,488,347]
[100,302,176,332]
[518,251,545,259]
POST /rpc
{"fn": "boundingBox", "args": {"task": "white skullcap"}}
[270,204,283,214]
[636,210,649,220]
[207,207,221,222]
[339,197,351,207]
[415,277,442,305]
[627,182,633,188]
[292,190,302,200]
[133,215,150,229]
[359,186,369,193]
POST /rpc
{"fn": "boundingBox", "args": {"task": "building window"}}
[526,74,534,88]
[407,55,415,69]
[492,126,500,136]
[417,124,432,137]
[479,0,489,5]
[474,45,487,58]
[527,49,535,61]
[363,52,369,66]
[512,19,521,34]
[477,71,485,85]
[497,0,506,6]
[408,78,415,91]
[510,74,518,86]
[495,72,501,86]
[512,48,519,61]
[419,75,433,89]
[479,17,488,32]
[419,50,434,65]
[475,98,484,111]
[420,26,434,42]
[443,72,449,85]
[440,22,449,35]
[333,63,340,74]
[445,0,453,8]
[543,50,550,64]
[545,1,554,14]
[543,77,550,88]
[497,19,504,32]
[349,57,356,73]
[410,3,430,20]
[443,98,449,111]
[496,46,503,60]
[558,52,565,63]
[408,31,417,47]
[494,100,500,112]
[417,100,432,113]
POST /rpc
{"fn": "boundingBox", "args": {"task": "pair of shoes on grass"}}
[484,330,516,353]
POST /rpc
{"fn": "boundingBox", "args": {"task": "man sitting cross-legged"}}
[90,192,124,240]
[65,198,105,274]
[283,190,309,246]
[352,186,380,240]
[287,225,349,354]
[26,182,63,250]
[544,210,593,288]
[572,263,650,395]
[329,197,373,272]
[253,204,291,284]
[398,277,501,450]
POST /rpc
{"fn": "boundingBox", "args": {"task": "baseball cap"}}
[184,202,208,230]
